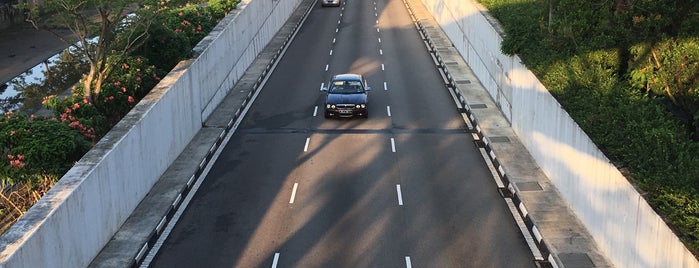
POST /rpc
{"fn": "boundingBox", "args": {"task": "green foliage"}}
[0,113,91,185]
[629,38,699,119]
[208,0,238,15]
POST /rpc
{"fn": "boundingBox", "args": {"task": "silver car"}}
[321,0,340,7]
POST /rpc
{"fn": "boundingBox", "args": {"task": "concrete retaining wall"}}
[0,0,301,267]
[418,0,699,267]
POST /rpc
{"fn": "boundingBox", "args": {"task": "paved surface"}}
[0,23,76,86]
[148,0,537,266]
[82,0,611,267]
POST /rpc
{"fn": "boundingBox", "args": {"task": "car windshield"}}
[328,80,364,94]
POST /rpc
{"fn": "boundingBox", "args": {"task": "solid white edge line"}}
[506,198,544,260]
[387,106,391,117]
[405,256,412,268]
[272,252,280,268]
[304,137,310,152]
[289,183,299,204]
[313,106,318,117]
[391,138,396,152]
[396,184,403,205]
[479,148,505,188]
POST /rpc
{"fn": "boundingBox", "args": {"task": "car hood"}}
[326,93,367,104]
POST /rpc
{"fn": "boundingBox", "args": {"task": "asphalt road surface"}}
[148,0,537,267]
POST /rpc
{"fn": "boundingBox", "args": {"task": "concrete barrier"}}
[418,0,699,267]
[0,0,301,267]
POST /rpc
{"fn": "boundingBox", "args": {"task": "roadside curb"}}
[88,0,317,267]
[401,0,557,267]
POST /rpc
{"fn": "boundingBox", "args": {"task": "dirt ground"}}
[0,22,76,85]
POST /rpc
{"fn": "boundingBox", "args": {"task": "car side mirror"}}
[365,86,372,91]
[321,86,328,92]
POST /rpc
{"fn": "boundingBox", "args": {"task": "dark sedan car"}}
[321,74,371,118]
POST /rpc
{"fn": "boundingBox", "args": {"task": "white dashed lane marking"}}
[304,137,310,152]
[272,253,280,268]
[289,183,299,204]
[387,106,391,117]
[391,138,396,152]
[396,184,403,205]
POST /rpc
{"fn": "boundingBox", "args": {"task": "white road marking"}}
[387,106,391,117]
[375,12,378,17]
[376,19,378,24]
[378,37,381,43]
[304,137,310,152]
[272,253,280,268]
[320,82,325,91]
[405,256,412,268]
[313,106,318,117]
[391,138,396,152]
[337,19,341,25]
[289,183,299,204]
[396,184,403,205]
[325,64,329,71]
[336,28,338,33]
[333,38,336,43]
[329,49,333,55]
[384,81,388,91]
[506,198,544,260]
[381,64,385,70]
[379,49,383,55]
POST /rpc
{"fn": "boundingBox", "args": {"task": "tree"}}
[17,0,157,103]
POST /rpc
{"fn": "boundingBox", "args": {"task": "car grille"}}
[336,104,355,108]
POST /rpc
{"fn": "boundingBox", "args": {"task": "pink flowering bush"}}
[0,112,90,185]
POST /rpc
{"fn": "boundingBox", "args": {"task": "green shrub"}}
[0,113,91,185]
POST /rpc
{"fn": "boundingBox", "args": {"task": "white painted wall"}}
[0,0,301,267]
[418,0,699,267]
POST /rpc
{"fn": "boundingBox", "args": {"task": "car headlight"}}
[326,104,335,109]
[357,104,365,108]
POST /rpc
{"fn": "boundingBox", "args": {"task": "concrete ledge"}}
[89,0,316,266]
[402,0,613,267]
[411,0,699,267]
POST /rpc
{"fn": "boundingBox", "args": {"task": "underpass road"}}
[149,0,537,267]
